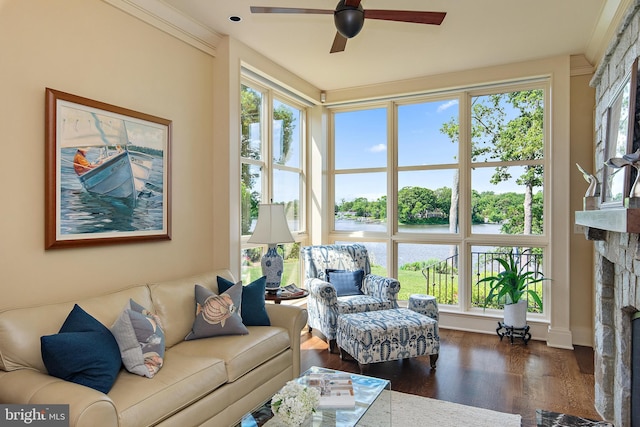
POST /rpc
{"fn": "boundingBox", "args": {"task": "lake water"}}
[335,219,501,268]
[59,148,165,236]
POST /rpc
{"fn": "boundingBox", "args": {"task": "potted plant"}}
[476,250,547,328]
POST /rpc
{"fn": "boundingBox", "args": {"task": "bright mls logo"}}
[1,405,68,426]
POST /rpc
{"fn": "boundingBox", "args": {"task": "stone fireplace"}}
[592,237,638,426]
[587,2,640,426]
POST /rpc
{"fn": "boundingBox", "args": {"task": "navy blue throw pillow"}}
[41,304,122,394]
[217,275,271,326]
[326,269,365,297]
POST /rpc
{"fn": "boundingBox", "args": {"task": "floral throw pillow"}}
[185,282,249,340]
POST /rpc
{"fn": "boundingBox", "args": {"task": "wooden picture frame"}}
[45,88,171,249]
[601,60,636,207]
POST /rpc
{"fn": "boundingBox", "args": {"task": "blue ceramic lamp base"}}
[262,245,284,290]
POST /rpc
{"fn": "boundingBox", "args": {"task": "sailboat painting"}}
[45,88,171,249]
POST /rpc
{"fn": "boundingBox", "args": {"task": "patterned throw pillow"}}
[185,282,249,340]
[40,304,122,394]
[326,269,365,296]
[217,275,270,326]
[111,299,165,378]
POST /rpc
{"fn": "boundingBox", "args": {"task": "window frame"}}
[240,76,308,286]
[327,79,550,321]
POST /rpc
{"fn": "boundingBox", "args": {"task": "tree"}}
[441,89,544,235]
[273,104,296,165]
[240,86,297,234]
[240,86,262,234]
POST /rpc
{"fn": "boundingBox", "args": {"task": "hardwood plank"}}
[300,328,604,427]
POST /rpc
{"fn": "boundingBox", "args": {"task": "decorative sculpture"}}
[605,148,640,207]
[576,163,599,197]
[576,163,600,210]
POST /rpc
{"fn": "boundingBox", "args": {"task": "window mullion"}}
[264,91,273,202]
[458,92,472,311]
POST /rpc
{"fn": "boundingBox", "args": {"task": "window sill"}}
[575,208,640,239]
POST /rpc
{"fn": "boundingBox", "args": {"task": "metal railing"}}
[421,250,544,313]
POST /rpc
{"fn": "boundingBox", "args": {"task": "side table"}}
[408,294,439,335]
[408,294,439,321]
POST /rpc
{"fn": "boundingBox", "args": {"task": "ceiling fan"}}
[250,0,446,53]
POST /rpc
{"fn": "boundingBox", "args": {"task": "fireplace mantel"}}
[575,208,640,238]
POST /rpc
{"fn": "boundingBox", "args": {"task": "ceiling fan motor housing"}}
[334,0,364,38]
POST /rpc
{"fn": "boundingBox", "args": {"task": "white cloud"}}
[437,100,459,113]
[370,144,387,153]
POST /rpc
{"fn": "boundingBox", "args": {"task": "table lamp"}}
[247,204,295,290]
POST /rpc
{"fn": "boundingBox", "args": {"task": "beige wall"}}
[569,73,596,346]
[0,0,219,310]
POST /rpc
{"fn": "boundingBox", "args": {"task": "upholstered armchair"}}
[301,243,400,353]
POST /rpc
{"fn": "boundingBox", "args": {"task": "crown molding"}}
[585,0,634,69]
[570,55,594,77]
[102,0,221,57]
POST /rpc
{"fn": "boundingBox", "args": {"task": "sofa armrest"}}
[0,369,118,427]
[363,274,400,307]
[264,304,308,378]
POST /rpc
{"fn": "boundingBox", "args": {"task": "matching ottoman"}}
[336,308,439,372]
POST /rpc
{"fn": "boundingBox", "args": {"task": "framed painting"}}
[601,61,635,207]
[45,88,172,249]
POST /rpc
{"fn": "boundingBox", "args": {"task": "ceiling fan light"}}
[334,9,364,38]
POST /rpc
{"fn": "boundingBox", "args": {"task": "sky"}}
[59,100,167,152]
[333,98,531,202]
[268,94,539,204]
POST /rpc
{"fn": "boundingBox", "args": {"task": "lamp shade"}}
[247,204,294,245]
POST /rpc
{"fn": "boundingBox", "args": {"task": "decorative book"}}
[306,373,355,409]
[280,284,306,297]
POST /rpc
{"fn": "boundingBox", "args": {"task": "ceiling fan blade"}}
[250,6,333,15]
[344,0,362,7]
[364,10,446,25]
[330,32,348,53]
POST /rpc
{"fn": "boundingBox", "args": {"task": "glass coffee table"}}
[239,366,391,427]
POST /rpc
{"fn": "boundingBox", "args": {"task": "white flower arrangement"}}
[271,380,320,426]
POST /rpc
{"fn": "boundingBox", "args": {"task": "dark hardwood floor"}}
[300,327,603,427]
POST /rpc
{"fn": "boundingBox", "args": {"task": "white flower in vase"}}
[271,380,320,426]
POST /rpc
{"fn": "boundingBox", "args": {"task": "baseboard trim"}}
[546,326,574,349]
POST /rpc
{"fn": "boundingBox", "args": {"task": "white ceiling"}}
[128,0,624,91]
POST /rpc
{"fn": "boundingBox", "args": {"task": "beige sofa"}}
[0,269,308,427]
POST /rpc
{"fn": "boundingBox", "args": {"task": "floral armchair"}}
[301,244,400,352]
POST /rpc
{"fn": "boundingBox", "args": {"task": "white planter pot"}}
[503,300,527,328]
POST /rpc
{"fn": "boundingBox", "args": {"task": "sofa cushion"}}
[108,350,228,427]
[111,299,165,378]
[326,269,365,296]
[217,276,270,326]
[185,283,248,340]
[40,305,122,394]
[171,326,290,382]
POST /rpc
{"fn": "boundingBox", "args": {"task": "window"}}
[240,80,306,286]
[329,83,548,319]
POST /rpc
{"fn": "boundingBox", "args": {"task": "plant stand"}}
[496,321,531,345]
